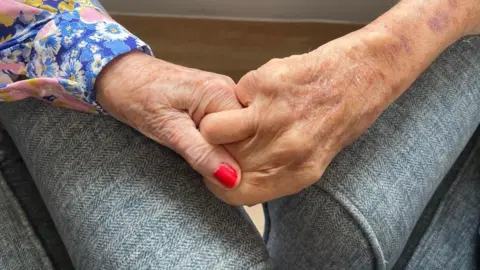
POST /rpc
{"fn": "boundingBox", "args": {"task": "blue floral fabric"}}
[0,0,152,113]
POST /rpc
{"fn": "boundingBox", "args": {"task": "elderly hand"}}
[200,33,395,205]
[200,0,480,205]
[95,51,242,189]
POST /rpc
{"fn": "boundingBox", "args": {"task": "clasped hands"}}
[96,32,395,206]
[94,0,479,206]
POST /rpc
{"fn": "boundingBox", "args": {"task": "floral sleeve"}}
[0,0,152,113]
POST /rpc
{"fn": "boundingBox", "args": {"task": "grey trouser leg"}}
[0,36,478,270]
[405,134,480,269]
[0,141,53,269]
[264,36,480,269]
[0,102,272,269]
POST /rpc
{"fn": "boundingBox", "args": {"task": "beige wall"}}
[100,0,396,23]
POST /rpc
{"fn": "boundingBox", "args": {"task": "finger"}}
[200,107,256,145]
[204,173,277,206]
[204,76,241,112]
[235,70,258,107]
[165,118,242,190]
[190,76,243,124]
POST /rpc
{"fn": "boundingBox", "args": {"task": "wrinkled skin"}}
[94,0,479,206]
[200,0,480,206]
[201,34,396,205]
[96,51,243,188]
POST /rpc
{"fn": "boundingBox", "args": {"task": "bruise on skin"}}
[378,21,413,56]
[399,35,413,55]
[428,11,450,32]
[389,35,413,56]
[391,42,402,53]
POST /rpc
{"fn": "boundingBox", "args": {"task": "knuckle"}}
[239,70,260,88]
[197,79,222,93]
[300,159,325,185]
[236,71,261,106]
[265,57,283,66]
[272,130,314,161]
[218,74,235,86]
[281,156,323,196]
[196,79,241,111]
[203,79,236,98]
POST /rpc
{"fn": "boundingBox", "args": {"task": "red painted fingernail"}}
[214,164,238,188]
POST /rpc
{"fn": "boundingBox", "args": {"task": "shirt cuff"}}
[25,7,153,114]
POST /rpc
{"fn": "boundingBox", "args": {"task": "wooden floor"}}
[113,15,363,81]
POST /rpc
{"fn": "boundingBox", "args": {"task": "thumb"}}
[166,117,241,190]
[200,106,256,145]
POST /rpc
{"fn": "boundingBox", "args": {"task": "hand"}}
[200,33,401,205]
[96,51,242,189]
[200,0,480,206]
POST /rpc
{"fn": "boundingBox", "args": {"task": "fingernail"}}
[214,164,238,188]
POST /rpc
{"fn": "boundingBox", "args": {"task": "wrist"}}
[95,51,156,123]
[96,51,155,98]
[346,0,475,98]
[382,0,478,37]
